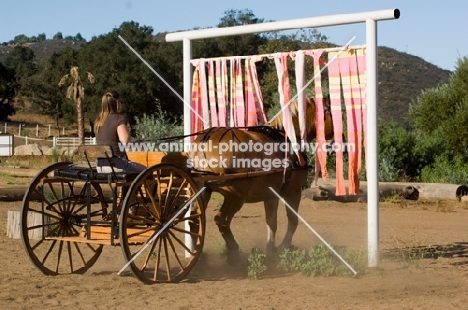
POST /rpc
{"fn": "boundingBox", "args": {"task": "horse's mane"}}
[266,97,317,138]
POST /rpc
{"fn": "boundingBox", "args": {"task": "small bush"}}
[247,248,267,279]
[133,100,183,142]
[278,246,307,272]
[278,245,367,277]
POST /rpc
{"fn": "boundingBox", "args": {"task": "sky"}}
[0,0,466,71]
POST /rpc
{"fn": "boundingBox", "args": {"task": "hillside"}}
[0,41,451,126]
[377,46,451,126]
[0,40,83,66]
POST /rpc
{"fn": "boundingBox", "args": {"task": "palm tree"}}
[59,66,95,145]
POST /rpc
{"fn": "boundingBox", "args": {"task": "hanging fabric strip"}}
[274,52,298,153]
[339,50,359,195]
[327,51,346,195]
[294,50,307,145]
[215,59,228,127]
[245,57,258,126]
[356,48,367,174]
[251,55,267,124]
[229,59,236,127]
[197,59,209,130]
[190,60,203,137]
[311,49,328,181]
[207,60,218,127]
[234,59,245,127]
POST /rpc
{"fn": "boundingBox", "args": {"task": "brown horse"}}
[188,97,334,264]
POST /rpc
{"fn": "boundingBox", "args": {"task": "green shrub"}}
[278,246,306,272]
[420,155,468,184]
[247,247,267,280]
[133,100,183,142]
[278,245,366,277]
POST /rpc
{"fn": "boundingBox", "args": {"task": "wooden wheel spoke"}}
[46,182,64,212]
[41,239,58,265]
[172,212,201,226]
[167,229,195,255]
[74,242,87,266]
[56,241,64,273]
[162,237,171,281]
[167,179,189,211]
[67,242,74,273]
[126,225,157,239]
[31,187,52,206]
[143,180,160,219]
[139,236,158,273]
[127,214,156,227]
[166,231,188,269]
[154,237,163,281]
[30,238,45,251]
[164,171,174,209]
[170,225,201,239]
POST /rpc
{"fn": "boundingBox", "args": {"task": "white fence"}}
[52,137,96,147]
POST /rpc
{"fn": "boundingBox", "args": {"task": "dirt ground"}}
[1,178,468,309]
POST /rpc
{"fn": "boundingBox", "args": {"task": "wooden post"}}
[7,211,44,239]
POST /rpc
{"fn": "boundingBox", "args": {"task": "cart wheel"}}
[120,163,206,284]
[21,162,107,275]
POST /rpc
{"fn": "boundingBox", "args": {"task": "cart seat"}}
[53,145,141,183]
[54,166,139,183]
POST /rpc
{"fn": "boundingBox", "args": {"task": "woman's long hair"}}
[94,91,120,134]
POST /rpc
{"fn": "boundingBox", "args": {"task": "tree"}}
[37,33,46,42]
[53,32,63,40]
[409,56,468,159]
[4,45,37,82]
[0,62,16,120]
[13,34,28,44]
[59,66,95,144]
[77,21,182,122]
[75,33,84,42]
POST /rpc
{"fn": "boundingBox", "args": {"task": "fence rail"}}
[52,137,96,147]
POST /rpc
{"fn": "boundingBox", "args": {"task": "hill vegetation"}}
[0,39,450,126]
[377,47,450,126]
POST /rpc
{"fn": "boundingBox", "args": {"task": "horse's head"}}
[268,96,334,141]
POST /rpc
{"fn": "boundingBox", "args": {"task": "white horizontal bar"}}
[189,44,367,64]
[166,9,399,42]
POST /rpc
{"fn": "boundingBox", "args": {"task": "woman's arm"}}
[117,123,131,144]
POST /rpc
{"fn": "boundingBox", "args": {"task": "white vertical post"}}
[48,124,51,136]
[366,18,379,267]
[183,38,194,256]
[183,38,192,145]
[18,124,21,136]
[4,122,7,133]
[36,124,39,137]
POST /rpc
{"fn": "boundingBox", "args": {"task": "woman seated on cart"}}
[93,90,146,173]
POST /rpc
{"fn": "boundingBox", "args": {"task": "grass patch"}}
[247,245,367,280]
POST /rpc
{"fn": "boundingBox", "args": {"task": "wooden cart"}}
[20,145,206,284]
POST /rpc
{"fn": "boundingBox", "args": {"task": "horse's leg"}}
[264,198,279,256]
[214,195,244,265]
[277,188,301,252]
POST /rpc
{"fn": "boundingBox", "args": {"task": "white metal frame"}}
[165,8,400,267]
